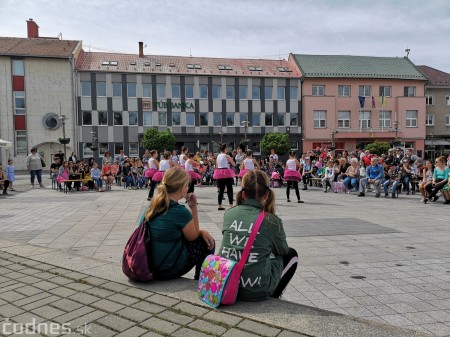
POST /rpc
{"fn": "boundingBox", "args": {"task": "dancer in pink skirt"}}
[179,146,188,169]
[146,150,160,201]
[238,150,260,178]
[284,150,304,203]
[148,151,176,201]
[185,153,202,194]
[213,144,236,210]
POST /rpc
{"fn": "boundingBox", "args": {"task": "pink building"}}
[289,54,427,156]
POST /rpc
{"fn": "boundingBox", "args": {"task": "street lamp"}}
[331,130,338,156]
[58,115,68,158]
[241,120,250,150]
[219,131,223,144]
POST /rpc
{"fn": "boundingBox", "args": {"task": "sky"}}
[1,0,450,73]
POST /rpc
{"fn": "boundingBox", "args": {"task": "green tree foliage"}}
[365,141,391,156]
[260,132,291,156]
[142,128,176,153]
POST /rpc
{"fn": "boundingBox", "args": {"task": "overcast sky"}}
[1,0,450,73]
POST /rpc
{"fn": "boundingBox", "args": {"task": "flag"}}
[358,96,365,108]
[372,96,376,108]
[379,95,387,107]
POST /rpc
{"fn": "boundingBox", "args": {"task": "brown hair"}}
[236,170,275,214]
[436,156,446,165]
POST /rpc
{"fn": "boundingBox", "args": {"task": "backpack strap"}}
[237,211,265,269]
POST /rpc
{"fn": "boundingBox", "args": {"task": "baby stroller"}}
[270,171,283,188]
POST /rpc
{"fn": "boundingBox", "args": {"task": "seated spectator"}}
[0,163,10,195]
[402,148,419,165]
[50,157,61,183]
[321,160,334,193]
[419,160,433,201]
[399,159,413,194]
[424,156,450,203]
[302,157,313,190]
[358,157,384,198]
[57,161,70,191]
[336,158,350,181]
[101,161,115,187]
[343,158,360,192]
[82,164,94,190]
[91,162,104,192]
[122,161,135,189]
[442,176,450,204]
[383,165,401,198]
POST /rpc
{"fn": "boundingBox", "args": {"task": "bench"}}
[61,180,83,194]
[310,177,323,188]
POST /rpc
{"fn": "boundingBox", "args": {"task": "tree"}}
[142,128,176,153]
[260,132,291,156]
[365,141,391,156]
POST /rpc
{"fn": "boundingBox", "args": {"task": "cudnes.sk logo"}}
[1,318,91,335]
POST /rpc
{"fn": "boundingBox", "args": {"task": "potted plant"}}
[58,137,70,145]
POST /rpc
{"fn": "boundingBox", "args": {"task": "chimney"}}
[27,18,39,38]
[139,41,144,58]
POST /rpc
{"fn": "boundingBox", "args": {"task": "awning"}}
[425,139,450,146]
[0,139,12,147]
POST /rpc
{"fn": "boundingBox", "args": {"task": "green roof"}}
[292,54,427,80]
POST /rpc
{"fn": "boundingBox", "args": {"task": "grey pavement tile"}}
[107,293,140,306]
[82,275,109,286]
[53,306,95,324]
[426,310,450,322]
[92,299,125,313]
[236,319,281,337]
[146,293,180,307]
[81,323,116,337]
[85,287,115,298]
[47,276,73,286]
[68,309,108,328]
[131,301,166,314]
[365,304,398,316]
[115,307,151,323]
[32,271,57,280]
[0,303,25,317]
[171,327,211,337]
[277,331,310,337]
[403,312,438,325]
[14,285,42,297]
[22,295,61,311]
[222,327,261,337]
[188,319,227,335]
[48,286,78,298]
[17,275,41,284]
[31,305,65,319]
[115,326,148,337]
[0,290,26,302]
[65,282,94,291]
[427,299,450,310]
[33,280,59,291]
[172,302,209,317]
[96,314,136,332]
[203,310,242,326]
[421,322,450,336]
[141,317,181,335]
[68,292,100,305]
[379,314,415,327]
[344,306,375,318]
[140,331,164,337]
[100,281,129,292]
[120,287,154,300]
[156,310,194,325]
[50,298,84,312]
[333,297,360,308]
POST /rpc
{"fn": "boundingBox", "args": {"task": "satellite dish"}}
[42,113,61,130]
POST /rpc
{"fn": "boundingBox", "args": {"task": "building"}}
[75,43,302,160]
[416,65,450,159]
[0,19,82,168]
[290,54,427,156]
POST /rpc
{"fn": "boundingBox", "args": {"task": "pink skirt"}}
[284,170,301,181]
[213,168,235,180]
[238,169,249,178]
[145,169,157,178]
[152,171,166,182]
[187,170,202,180]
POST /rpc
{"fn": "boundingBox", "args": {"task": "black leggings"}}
[426,179,447,198]
[271,248,298,298]
[302,174,311,185]
[218,178,234,206]
[148,179,158,199]
[180,237,215,279]
[188,180,195,194]
[286,181,300,200]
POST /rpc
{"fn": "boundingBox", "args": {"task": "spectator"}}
[419,160,433,202]
[424,156,450,203]
[383,165,401,198]
[399,159,413,194]
[394,148,403,166]
[358,157,384,197]
[234,147,245,186]
[385,149,395,166]
[26,148,44,188]
[102,151,113,166]
[115,149,126,166]
[50,157,61,185]
[91,162,104,192]
[171,149,179,165]
[6,159,15,191]
[322,160,334,193]
[269,149,278,163]
[302,157,313,190]
[0,163,10,195]
[402,148,419,165]
[142,149,151,165]
[343,158,360,192]
[54,150,65,163]
[68,152,77,163]
[101,160,115,187]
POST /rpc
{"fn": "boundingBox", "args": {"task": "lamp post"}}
[331,130,338,156]
[431,132,435,162]
[59,115,67,158]
[241,120,250,150]
[219,131,223,144]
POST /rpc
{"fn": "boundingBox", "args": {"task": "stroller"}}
[270,166,284,188]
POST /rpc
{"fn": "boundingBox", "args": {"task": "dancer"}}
[146,151,160,201]
[179,146,188,168]
[149,151,177,201]
[213,144,236,210]
[185,153,202,193]
[238,150,260,179]
[284,150,304,203]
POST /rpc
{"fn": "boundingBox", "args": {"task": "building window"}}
[15,131,27,155]
[143,83,152,98]
[156,84,166,98]
[312,85,325,96]
[114,143,123,156]
[252,86,260,100]
[172,112,180,126]
[425,95,433,105]
[277,86,285,100]
[113,112,123,125]
[240,113,248,125]
[99,143,109,157]
[129,111,138,126]
[200,112,208,126]
[81,81,91,96]
[359,111,371,129]
[213,112,222,126]
[426,114,434,126]
[96,82,106,97]
[446,115,450,126]
[277,113,285,126]
[379,86,392,97]
[239,86,247,100]
[82,111,92,125]
[144,111,153,126]
[252,112,261,127]
[379,110,391,128]
[290,87,297,100]
[185,84,194,99]
[112,82,122,97]
[313,110,326,128]
[127,83,137,97]
[265,113,273,126]
[83,143,93,158]
[98,111,108,125]
[212,85,221,99]
[186,112,195,126]
[12,60,24,76]
[129,143,139,157]
[226,85,235,99]
[446,96,450,105]
[226,113,234,126]
[290,114,298,126]
[200,85,208,99]
[406,110,418,127]
[404,86,416,97]
[158,112,167,126]
[359,85,371,97]
[338,111,350,128]
[14,91,25,115]
[171,84,180,99]
[264,86,273,99]
[338,85,350,97]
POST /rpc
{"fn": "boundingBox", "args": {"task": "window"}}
[113,112,123,125]
[240,113,248,125]
[82,111,92,125]
[83,143,93,157]
[406,110,418,127]
[312,85,324,96]
[114,143,123,156]
[226,85,235,99]
[200,112,208,126]
[239,86,247,100]
[98,111,108,125]
[277,86,285,100]
[127,83,137,97]
[143,83,152,98]
[359,85,371,97]
[338,111,350,128]
[172,84,180,99]
[212,85,221,99]
[425,95,433,105]
[277,113,285,126]
[313,111,326,128]
[290,114,298,126]
[200,85,208,99]
[96,82,106,97]
[129,143,139,157]
[186,112,195,126]
[12,60,24,76]
[213,112,222,126]
[16,131,27,155]
[446,96,450,106]
[379,86,392,97]
[99,143,109,157]
[185,84,194,99]
[226,113,234,126]
[172,112,180,126]
[290,87,297,100]
[14,91,25,114]
[144,111,153,126]
[404,86,416,97]
[81,81,91,96]
[252,112,261,126]
[112,82,122,97]
[252,86,260,99]
[446,115,450,126]
[158,112,167,126]
[265,113,273,126]
[359,111,371,129]
[338,85,350,97]
[264,86,272,99]
[156,84,166,98]
[129,111,138,126]
[426,114,434,126]
[379,110,391,128]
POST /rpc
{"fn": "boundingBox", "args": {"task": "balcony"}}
[334,127,401,139]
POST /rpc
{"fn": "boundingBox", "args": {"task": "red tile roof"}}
[76,52,301,78]
[417,65,450,86]
[0,37,81,58]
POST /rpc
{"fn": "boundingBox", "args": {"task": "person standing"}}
[234,147,245,185]
[239,150,259,179]
[68,152,77,163]
[6,159,15,191]
[284,150,303,203]
[26,148,44,188]
[0,163,10,194]
[213,144,236,210]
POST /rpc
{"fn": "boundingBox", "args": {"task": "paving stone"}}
[14,285,42,296]
[17,275,41,284]
[48,276,73,285]
[48,267,72,275]
[188,319,227,335]
[107,293,140,306]
[422,322,450,336]
[82,276,109,286]
[82,323,116,337]
[100,281,129,292]
[404,312,438,325]
[156,310,194,325]
[53,306,95,324]
[379,314,415,327]
[31,305,65,319]
[141,317,181,334]
[0,303,24,317]
[0,282,25,292]
[69,292,100,305]
[115,326,148,337]
[2,271,28,279]
[14,292,53,307]
[277,331,310,337]
[96,314,136,332]
[85,287,115,298]
[64,271,89,280]
[173,302,209,317]
[18,259,41,267]
[121,287,154,299]
[172,327,211,337]
[11,311,45,325]
[34,263,55,271]
[116,307,151,323]
[132,301,165,314]
[146,294,180,307]
[33,271,57,280]
[222,328,256,337]
[8,257,27,264]
[140,331,164,337]
[65,282,94,291]
[92,299,125,313]
[203,311,242,326]
[0,290,26,302]
[48,286,78,298]
[50,298,84,311]
[22,295,61,310]
[33,280,59,291]
[68,310,108,328]
[237,319,280,337]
